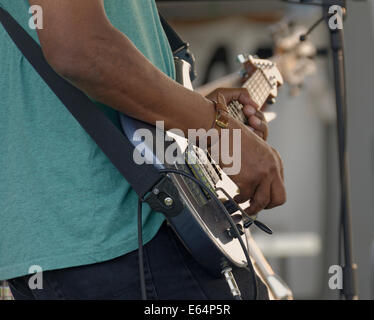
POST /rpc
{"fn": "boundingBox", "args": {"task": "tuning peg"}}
[237,54,247,64]
[267,98,276,104]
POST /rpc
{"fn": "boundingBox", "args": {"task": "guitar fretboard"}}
[227,69,272,124]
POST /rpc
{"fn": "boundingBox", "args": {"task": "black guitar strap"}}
[0,6,163,198]
[159,15,185,53]
[159,14,197,81]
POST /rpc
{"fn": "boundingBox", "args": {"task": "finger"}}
[254,110,266,121]
[242,105,257,118]
[243,108,267,123]
[245,179,271,216]
[248,115,262,129]
[211,88,259,109]
[249,116,269,140]
[271,148,284,181]
[233,181,258,204]
[278,155,284,181]
[266,177,286,209]
[253,130,264,139]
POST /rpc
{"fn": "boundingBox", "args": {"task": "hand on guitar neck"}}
[206,87,269,141]
[205,92,286,216]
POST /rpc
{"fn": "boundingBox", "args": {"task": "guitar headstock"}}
[237,54,283,106]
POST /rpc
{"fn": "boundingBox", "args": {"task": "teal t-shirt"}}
[0,0,175,280]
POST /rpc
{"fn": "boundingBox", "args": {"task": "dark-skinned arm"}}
[28,0,216,135]
[28,0,286,214]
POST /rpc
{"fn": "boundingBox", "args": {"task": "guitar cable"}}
[137,199,147,300]
[139,168,259,300]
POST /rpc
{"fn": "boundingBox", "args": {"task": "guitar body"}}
[119,114,247,277]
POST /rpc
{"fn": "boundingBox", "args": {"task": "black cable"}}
[300,15,325,41]
[158,168,259,300]
[137,199,147,300]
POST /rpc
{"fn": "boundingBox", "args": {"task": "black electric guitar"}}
[119,54,294,300]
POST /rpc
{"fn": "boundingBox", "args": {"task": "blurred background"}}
[156,0,374,300]
[0,0,372,301]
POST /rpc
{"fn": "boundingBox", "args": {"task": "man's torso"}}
[0,0,175,281]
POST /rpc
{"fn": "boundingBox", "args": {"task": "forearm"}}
[45,25,215,135]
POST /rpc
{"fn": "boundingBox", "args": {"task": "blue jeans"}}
[8,223,269,300]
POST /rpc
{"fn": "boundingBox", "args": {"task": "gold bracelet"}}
[210,99,230,130]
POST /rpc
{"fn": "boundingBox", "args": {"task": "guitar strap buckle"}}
[142,175,184,218]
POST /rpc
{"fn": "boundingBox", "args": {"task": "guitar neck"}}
[227,69,272,124]
[244,69,272,108]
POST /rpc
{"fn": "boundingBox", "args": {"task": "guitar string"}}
[227,69,271,122]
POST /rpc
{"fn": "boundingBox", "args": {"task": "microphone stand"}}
[321,0,358,300]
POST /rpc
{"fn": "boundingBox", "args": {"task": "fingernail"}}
[245,106,256,115]
[251,116,261,126]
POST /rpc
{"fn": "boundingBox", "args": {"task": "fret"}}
[244,70,271,108]
[227,100,247,124]
[226,69,272,126]
[247,72,259,105]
